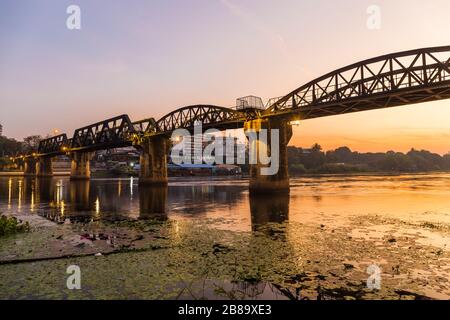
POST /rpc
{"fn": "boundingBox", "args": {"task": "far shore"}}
[0,171,70,176]
[0,170,449,178]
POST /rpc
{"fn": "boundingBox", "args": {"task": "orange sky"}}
[290,100,450,154]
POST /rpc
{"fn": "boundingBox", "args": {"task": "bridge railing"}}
[132,118,158,134]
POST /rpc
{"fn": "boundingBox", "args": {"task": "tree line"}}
[288,144,450,174]
[0,135,43,168]
[0,135,42,156]
[2,133,450,174]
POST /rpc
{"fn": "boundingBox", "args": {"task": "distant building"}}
[300,148,313,154]
[170,134,209,164]
[0,123,3,136]
[93,147,140,170]
[170,134,246,165]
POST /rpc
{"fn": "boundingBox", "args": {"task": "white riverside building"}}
[170,133,246,165]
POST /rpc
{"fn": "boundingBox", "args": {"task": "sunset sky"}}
[1,0,450,154]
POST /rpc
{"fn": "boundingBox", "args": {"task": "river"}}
[0,173,449,299]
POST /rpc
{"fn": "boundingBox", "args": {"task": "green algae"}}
[0,216,449,300]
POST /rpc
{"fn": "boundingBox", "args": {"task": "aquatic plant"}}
[0,214,30,236]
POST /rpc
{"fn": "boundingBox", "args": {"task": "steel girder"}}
[37,134,70,157]
[265,46,450,121]
[70,114,136,152]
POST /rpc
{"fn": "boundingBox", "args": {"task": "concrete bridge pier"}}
[23,158,37,177]
[139,135,169,186]
[70,152,93,180]
[36,157,53,177]
[245,118,293,194]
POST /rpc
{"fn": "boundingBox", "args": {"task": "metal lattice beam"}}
[135,105,247,136]
[37,134,69,157]
[265,46,450,120]
[71,114,136,152]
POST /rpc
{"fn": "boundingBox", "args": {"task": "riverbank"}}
[0,212,449,299]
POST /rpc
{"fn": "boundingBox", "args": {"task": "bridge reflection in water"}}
[250,193,289,229]
[139,185,168,219]
[1,176,299,299]
[0,177,290,230]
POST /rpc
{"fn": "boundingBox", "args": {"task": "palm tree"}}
[311,143,322,153]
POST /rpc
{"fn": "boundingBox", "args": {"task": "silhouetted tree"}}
[22,135,42,153]
[287,145,450,174]
[0,136,24,156]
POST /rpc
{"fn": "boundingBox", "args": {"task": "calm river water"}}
[1,174,450,230]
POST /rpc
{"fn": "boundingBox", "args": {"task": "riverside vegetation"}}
[0,214,30,236]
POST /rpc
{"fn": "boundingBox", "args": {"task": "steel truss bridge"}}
[18,45,450,159]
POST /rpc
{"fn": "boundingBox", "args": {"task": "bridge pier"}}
[70,152,93,180]
[23,158,37,177]
[139,135,169,186]
[245,118,292,194]
[36,157,53,177]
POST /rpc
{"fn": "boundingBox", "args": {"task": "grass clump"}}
[0,215,30,236]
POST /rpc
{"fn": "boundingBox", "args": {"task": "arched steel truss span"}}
[265,46,450,120]
[135,105,247,136]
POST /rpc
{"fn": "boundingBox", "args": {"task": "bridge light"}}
[289,116,301,126]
